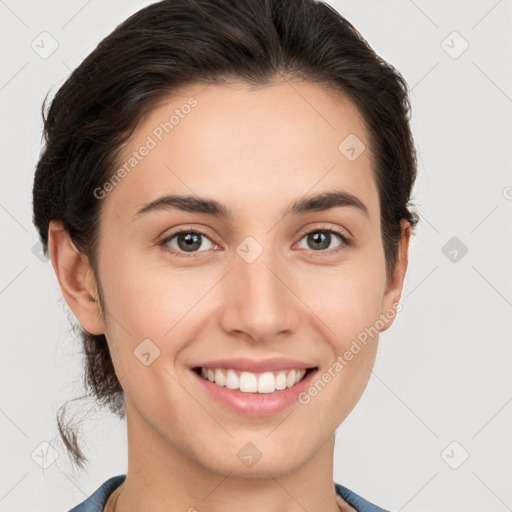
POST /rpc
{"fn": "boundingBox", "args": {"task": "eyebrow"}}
[133,189,369,221]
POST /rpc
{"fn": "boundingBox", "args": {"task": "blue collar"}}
[68,475,389,512]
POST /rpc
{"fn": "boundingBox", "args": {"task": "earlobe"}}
[48,221,105,335]
[380,219,411,333]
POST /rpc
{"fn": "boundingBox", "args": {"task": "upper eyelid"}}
[301,225,350,238]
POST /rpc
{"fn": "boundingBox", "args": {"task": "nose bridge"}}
[220,234,299,340]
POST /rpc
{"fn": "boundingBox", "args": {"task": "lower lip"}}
[192,368,318,416]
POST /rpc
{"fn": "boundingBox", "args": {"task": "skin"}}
[49,79,410,512]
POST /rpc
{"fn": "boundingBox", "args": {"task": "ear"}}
[379,219,411,333]
[48,220,105,335]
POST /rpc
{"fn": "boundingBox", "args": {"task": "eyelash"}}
[158,225,352,258]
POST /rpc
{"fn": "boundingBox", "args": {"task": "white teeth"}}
[257,372,275,394]
[286,370,296,388]
[214,368,226,386]
[198,367,308,393]
[225,369,239,390]
[239,372,258,392]
[275,371,287,390]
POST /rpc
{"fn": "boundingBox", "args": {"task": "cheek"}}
[299,254,386,346]
[298,269,384,423]
[98,255,205,420]
[98,251,217,359]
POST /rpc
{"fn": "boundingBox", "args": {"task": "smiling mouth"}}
[192,367,317,394]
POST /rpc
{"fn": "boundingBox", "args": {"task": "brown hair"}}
[32,0,419,469]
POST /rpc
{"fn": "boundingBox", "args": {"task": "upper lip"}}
[192,357,317,373]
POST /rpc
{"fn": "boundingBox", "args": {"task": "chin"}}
[196,441,312,480]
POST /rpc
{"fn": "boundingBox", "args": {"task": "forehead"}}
[102,79,379,225]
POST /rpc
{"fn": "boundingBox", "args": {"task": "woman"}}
[32,0,418,510]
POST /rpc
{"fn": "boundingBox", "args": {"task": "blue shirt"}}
[68,474,389,512]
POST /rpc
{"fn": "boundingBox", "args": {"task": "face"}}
[53,79,409,479]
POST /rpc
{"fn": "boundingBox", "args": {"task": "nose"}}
[219,242,301,344]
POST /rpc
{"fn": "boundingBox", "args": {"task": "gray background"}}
[1,0,511,510]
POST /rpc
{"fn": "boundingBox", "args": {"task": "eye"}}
[158,225,351,258]
[159,229,215,257]
[296,225,351,255]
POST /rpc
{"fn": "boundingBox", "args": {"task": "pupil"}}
[310,232,329,250]
[179,233,201,252]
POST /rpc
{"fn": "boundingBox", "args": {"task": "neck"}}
[116,400,342,512]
